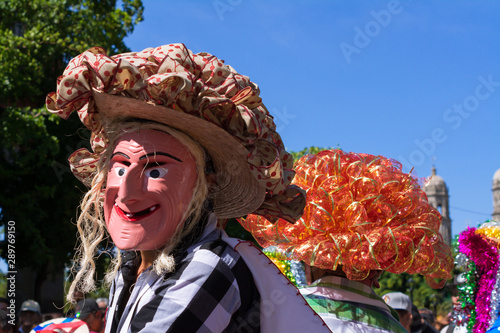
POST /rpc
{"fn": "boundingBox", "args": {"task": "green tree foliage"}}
[0,273,5,296]
[224,219,256,243]
[0,0,143,297]
[375,238,461,317]
[0,0,143,107]
[375,272,453,317]
[290,145,336,162]
[0,107,84,271]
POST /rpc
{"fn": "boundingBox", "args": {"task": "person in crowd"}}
[419,308,436,326]
[383,292,413,332]
[444,223,497,333]
[411,304,440,333]
[95,298,108,330]
[434,315,449,332]
[41,313,63,323]
[74,299,103,333]
[30,317,89,333]
[0,310,14,333]
[95,298,108,316]
[72,291,84,303]
[47,43,330,332]
[66,291,85,318]
[440,291,467,333]
[17,300,42,333]
[0,299,8,313]
[240,149,454,332]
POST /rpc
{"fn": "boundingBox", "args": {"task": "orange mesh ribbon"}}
[240,149,453,288]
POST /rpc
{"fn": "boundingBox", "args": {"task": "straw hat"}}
[46,44,305,220]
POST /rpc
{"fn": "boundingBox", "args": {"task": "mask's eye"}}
[145,167,167,179]
[114,167,126,177]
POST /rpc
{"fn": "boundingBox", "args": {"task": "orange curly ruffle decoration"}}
[240,149,453,288]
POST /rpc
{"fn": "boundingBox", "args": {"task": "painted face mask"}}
[104,129,198,251]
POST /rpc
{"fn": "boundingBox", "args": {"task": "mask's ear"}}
[204,154,218,206]
[204,151,217,188]
[205,172,217,188]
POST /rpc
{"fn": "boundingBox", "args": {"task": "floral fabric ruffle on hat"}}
[46,44,304,222]
[240,149,453,288]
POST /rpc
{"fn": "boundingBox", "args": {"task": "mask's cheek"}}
[108,218,143,250]
[144,201,180,248]
[104,184,119,225]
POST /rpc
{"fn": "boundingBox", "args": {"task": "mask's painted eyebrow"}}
[111,152,130,159]
[140,152,183,163]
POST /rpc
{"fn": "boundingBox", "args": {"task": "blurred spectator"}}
[0,310,14,333]
[440,296,467,333]
[30,317,88,333]
[17,300,42,333]
[434,315,449,332]
[74,299,103,333]
[73,291,84,303]
[440,273,467,333]
[0,299,8,312]
[411,304,439,333]
[41,313,62,322]
[95,298,108,316]
[383,292,413,332]
[65,290,86,318]
[95,298,107,332]
[420,308,436,326]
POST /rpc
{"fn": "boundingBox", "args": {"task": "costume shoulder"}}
[222,236,331,333]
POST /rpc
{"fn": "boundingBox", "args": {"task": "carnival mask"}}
[104,129,198,250]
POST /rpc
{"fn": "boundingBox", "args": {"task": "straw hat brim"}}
[93,91,265,219]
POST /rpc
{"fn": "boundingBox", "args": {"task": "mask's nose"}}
[116,165,145,205]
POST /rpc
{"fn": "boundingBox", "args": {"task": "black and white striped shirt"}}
[106,222,260,333]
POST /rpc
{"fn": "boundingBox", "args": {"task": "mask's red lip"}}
[114,204,159,222]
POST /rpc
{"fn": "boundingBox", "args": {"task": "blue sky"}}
[123,0,500,238]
